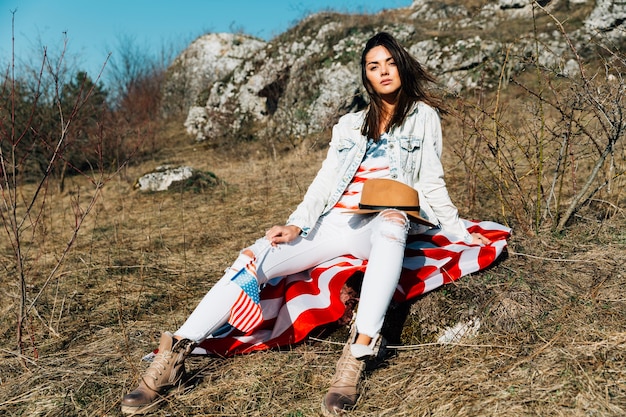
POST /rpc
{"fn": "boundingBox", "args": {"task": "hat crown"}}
[359,179,420,208]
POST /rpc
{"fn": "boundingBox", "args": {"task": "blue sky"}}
[1,0,411,84]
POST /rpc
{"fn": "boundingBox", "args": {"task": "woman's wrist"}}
[289,225,302,236]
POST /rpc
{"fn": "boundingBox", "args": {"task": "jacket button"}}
[391,174,397,179]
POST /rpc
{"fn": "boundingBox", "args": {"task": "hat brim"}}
[344,208,435,227]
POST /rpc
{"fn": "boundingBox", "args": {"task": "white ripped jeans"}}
[175,209,409,342]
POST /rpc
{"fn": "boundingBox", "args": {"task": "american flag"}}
[228,261,263,333]
[191,219,511,357]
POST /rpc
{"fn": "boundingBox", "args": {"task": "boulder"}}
[135,165,194,192]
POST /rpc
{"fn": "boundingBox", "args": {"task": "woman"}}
[121,32,493,415]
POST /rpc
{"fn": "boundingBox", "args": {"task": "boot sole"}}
[320,401,355,416]
[320,394,359,417]
[120,380,194,415]
[320,401,340,416]
[121,398,163,416]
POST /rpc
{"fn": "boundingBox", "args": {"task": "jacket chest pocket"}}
[398,136,423,173]
[334,137,358,166]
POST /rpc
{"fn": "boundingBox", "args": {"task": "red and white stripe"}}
[228,290,263,334]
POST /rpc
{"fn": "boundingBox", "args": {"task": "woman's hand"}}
[470,232,492,245]
[265,225,302,246]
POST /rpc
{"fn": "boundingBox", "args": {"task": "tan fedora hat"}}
[344,178,435,226]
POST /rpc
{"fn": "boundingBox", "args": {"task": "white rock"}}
[585,0,626,33]
[136,166,194,192]
[437,317,481,344]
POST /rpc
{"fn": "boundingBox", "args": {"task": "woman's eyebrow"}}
[367,56,394,66]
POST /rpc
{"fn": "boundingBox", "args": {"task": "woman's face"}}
[364,45,401,101]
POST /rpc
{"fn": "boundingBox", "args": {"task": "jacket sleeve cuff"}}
[286,218,310,237]
[444,219,473,244]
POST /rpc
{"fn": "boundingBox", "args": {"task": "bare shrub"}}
[449,3,625,235]
[104,34,184,165]
[0,13,126,364]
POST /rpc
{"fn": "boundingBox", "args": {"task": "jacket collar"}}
[355,101,422,131]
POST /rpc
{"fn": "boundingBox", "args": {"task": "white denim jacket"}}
[286,102,473,244]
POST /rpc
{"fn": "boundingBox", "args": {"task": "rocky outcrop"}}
[161,33,266,118]
[585,0,626,33]
[167,0,625,144]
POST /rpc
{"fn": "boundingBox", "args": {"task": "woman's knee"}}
[372,209,409,242]
[242,237,270,260]
[223,246,257,280]
[380,209,409,224]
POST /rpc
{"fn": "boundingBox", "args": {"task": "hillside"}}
[170,0,620,147]
[1,0,625,416]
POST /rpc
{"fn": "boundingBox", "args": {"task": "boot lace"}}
[331,351,364,387]
[145,350,173,381]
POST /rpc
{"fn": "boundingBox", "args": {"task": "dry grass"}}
[1,117,626,417]
[2,2,625,415]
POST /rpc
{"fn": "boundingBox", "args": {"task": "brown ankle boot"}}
[321,326,384,415]
[121,332,195,415]
[321,341,365,415]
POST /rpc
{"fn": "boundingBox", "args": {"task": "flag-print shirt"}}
[332,135,390,211]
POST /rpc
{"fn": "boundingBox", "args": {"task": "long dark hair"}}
[360,32,446,138]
